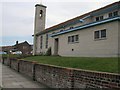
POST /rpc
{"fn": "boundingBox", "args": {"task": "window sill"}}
[68,41,79,44]
[94,38,107,41]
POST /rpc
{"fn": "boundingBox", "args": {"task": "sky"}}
[0,0,119,46]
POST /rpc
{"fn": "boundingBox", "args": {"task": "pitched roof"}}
[14,41,30,46]
[36,1,119,36]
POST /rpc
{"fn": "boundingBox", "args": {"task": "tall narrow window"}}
[40,36,43,49]
[46,34,48,48]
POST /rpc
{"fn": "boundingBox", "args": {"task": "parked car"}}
[12,51,22,55]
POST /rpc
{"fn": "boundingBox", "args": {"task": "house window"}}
[40,36,43,49]
[70,27,74,29]
[109,11,118,18]
[109,13,113,17]
[96,17,99,21]
[99,16,103,20]
[94,29,106,40]
[96,16,104,21]
[113,11,118,16]
[45,34,48,48]
[68,35,79,43]
[23,46,27,49]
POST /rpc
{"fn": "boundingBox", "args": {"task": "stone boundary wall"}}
[2,58,120,89]
[2,58,10,66]
[19,60,34,78]
[10,58,19,71]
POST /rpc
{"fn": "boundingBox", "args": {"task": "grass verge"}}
[23,56,119,73]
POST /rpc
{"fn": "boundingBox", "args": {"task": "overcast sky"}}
[0,0,119,46]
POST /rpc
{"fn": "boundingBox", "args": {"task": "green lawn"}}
[23,56,119,73]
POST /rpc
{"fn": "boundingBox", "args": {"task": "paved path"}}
[0,63,49,89]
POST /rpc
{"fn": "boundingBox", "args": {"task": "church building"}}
[33,1,120,57]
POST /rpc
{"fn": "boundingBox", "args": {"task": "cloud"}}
[2,2,35,37]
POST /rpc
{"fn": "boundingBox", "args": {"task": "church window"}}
[68,35,79,43]
[45,34,48,48]
[39,10,43,17]
[40,36,43,49]
[94,29,106,40]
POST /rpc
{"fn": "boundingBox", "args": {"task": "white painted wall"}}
[53,21,119,57]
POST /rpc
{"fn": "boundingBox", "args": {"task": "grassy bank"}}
[23,56,119,73]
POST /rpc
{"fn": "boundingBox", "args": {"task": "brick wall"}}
[35,63,73,88]
[2,58,120,89]
[73,69,120,88]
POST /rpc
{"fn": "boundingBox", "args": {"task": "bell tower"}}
[34,4,47,34]
[33,3,47,55]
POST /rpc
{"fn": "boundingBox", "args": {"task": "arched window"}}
[39,10,43,17]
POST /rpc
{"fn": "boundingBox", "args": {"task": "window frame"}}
[113,11,118,16]
[68,35,79,44]
[95,15,104,21]
[109,12,113,18]
[108,11,118,18]
[94,29,106,40]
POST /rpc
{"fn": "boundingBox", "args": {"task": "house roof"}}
[36,1,119,36]
[14,41,31,46]
[1,46,14,51]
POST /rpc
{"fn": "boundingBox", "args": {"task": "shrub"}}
[45,47,51,56]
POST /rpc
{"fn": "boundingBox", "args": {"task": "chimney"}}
[16,41,18,45]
